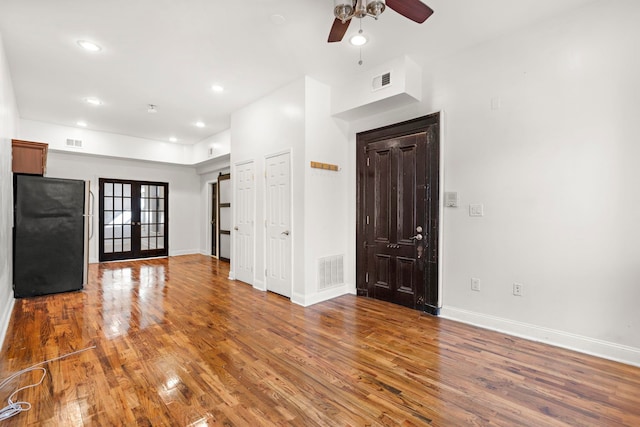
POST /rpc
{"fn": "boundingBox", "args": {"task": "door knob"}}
[281,230,290,236]
[410,233,423,241]
[234,226,239,230]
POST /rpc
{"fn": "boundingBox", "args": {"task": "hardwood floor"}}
[1,255,639,426]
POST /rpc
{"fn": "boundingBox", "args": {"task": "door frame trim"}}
[356,113,442,314]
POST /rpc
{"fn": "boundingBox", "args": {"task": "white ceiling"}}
[0,0,596,145]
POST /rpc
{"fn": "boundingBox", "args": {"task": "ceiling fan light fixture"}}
[334,1,354,22]
[354,0,367,18]
[367,1,386,19]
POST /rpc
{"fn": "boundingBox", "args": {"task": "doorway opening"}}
[356,113,440,314]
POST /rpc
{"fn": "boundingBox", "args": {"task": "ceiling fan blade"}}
[328,17,352,43]
[386,0,434,23]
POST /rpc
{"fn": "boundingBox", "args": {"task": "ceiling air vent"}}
[372,71,392,91]
[66,138,83,148]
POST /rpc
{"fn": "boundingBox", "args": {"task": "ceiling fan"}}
[328,0,434,43]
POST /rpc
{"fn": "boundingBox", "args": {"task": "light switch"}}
[444,192,459,207]
[469,204,484,217]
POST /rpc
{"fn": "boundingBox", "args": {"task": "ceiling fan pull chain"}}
[358,20,364,65]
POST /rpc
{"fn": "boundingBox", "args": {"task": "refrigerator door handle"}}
[87,190,95,239]
[82,182,92,287]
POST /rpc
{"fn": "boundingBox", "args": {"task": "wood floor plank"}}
[0,255,639,426]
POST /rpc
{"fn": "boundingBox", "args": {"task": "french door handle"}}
[409,234,423,241]
[281,230,290,236]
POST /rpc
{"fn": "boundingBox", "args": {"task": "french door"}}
[99,178,169,262]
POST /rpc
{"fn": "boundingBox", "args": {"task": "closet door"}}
[99,179,169,261]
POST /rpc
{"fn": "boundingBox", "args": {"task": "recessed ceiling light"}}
[195,121,205,128]
[76,121,87,127]
[77,40,102,52]
[211,84,224,93]
[84,97,103,106]
[169,137,177,143]
[350,32,368,46]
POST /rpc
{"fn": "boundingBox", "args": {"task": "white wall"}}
[344,0,640,365]
[0,33,18,348]
[20,119,193,165]
[302,77,350,305]
[46,151,201,262]
[230,78,306,291]
[229,77,351,305]
[192,129,231,165]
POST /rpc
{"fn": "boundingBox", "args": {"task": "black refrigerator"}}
[13,175,90,298]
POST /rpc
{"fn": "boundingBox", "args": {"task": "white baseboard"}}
[0,297,15,351]
[291,284,351,307]
[440,306,640,368]
[228,271,235,280]
[169,249,199,257]
[253,279,266,292]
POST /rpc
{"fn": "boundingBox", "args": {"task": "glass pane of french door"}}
[99,179,168,261]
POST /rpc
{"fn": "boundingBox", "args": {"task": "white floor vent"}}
[318,255,344,290]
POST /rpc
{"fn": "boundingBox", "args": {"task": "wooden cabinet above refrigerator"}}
[12,139,48,175]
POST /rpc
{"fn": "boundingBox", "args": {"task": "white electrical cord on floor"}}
[0,345,96,421]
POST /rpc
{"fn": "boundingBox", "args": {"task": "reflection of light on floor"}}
[188,417,211,427]
[102,268,133,339]
[101,265,166,338]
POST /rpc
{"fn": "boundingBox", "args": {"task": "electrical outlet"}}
[513,283,523,296]
[471,278,481,291]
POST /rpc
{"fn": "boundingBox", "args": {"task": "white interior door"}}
[265,152,291,298]
[234,161,254,284]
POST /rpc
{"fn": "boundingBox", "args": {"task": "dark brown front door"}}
[357,113,440,314]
